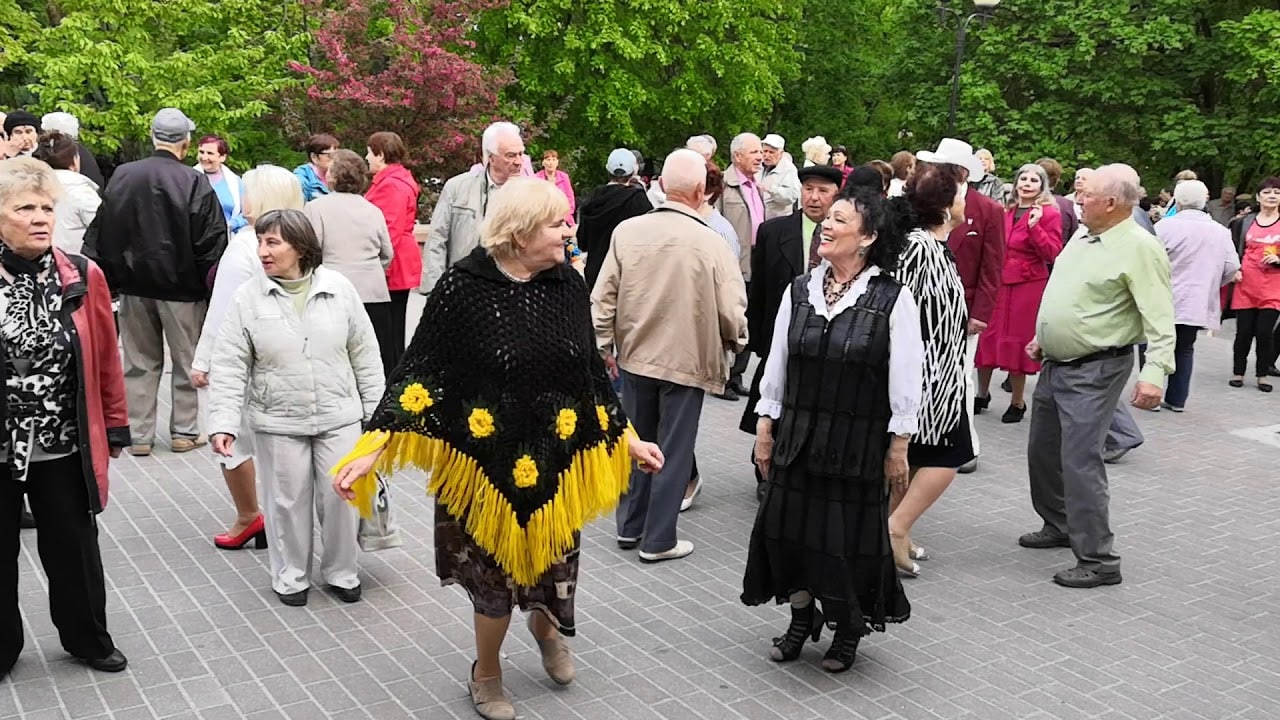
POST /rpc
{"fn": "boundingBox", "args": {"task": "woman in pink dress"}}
[535,150,575,226]
[974,163,1063,423]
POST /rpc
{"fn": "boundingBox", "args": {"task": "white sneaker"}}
[679,476,702,513]
[639,540,694,564]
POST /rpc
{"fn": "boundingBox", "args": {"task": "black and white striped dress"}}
[894,228,973,468]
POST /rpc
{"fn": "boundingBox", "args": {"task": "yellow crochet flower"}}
[399,383,433,414]
[555,408,578,440]
[513,455,539,489]
[469,408,496,438]
[596,405,610,432]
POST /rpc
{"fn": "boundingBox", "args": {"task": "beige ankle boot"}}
[467,662,515,720]
[527,613,575,685]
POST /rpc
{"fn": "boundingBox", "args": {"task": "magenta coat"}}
[975,201,1064,374]
[536,169,576,225]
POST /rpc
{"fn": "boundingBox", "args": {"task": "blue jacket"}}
[293,164,330,202]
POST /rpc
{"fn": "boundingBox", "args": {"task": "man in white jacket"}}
[760,133,801,218]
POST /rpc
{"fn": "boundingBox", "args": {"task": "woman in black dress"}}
[742,186,923,673]
[889,157,977,577]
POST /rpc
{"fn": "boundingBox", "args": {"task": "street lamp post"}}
[939,0,1001,136]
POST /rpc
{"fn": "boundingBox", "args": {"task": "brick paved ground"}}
[4,304,1279,719]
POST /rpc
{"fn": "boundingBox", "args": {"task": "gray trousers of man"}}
[256,424,362,595]
[1104,398,1145,452]
[119,295,206,445]
[1027,354,1130,573]
[616,372,704,554]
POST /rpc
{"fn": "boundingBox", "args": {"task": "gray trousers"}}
[119,295,206,445]
[616,372,704,554]
[256,424,362,594]
[1104,401,1145,452]
[1027,355,1130,572]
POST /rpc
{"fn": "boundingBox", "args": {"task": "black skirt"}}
[741,457,910,636]
[907,413,975,470]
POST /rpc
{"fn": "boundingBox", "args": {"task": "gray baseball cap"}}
[606,148,637,178]
[151,108,195,143]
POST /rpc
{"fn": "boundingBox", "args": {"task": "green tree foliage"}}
[769,0,908,164]
[887,0,1280,192]
[472,0,802,174]
[8,0,309,164]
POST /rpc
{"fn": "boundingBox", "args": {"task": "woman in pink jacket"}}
[975,163,1063,423]
[535,150,575,225]
[365,132,421,375]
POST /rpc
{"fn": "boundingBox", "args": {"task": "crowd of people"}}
[1,103,1276,720]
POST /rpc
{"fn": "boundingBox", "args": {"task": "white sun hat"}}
[916,138,985,180]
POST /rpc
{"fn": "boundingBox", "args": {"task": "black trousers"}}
[1,454,115,674]
[387,290,410,376]
[364,300,396,379]
[1233,308,1279,377]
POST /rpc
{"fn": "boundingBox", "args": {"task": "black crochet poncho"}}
[336,247,632,586]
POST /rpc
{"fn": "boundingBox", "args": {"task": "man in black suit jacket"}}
[738,165,843,498]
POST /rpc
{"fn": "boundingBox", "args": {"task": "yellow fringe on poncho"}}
[333,428,632,587]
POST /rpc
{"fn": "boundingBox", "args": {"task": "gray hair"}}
[1011,163,1055,207]
[151,134,190,149]
[0,156,63,207]
[1094,164,1142,207]
[482,121,522,158]
[660,149,708,195]
[41,112,80,139]
[1173,180,1209,210]
[729,132,760,157]
[686,134,716,157]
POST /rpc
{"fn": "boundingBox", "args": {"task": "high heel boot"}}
[769,603,824,662]
[821,624,862,673]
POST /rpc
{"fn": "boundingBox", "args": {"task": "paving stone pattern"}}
[4,306,1279,719]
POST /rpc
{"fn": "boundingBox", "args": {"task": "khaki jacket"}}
[716,165,768,280]
[420,169,489,293]
[591,202,748,395]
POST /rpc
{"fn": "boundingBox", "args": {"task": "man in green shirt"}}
[1020,163,1175,589]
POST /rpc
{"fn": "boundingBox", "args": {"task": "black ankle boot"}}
[821,625,862,673]
[769,603,824,662]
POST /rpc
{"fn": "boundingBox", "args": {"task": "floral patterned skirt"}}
[434,502,580,636]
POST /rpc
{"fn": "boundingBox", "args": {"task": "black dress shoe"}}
[1018,529,1071,548]
[19,509,35,529]
[974,394,991,414]
[1000,377,1013,393]
[329,584,362,603]
[1053,566,1122,588]
[1001,404,1026,423]
[712,387,739,401]
[81,649,128,673]
[275,589,309,607]
[728,378,749,395]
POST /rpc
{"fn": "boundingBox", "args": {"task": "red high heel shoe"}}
[214,515,267,550]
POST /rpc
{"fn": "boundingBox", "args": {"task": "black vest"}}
[772,272,900,478]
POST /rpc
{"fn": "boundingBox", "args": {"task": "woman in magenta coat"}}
[535,150,575,225]
[975,163,1063,423]
[364,131,420,374]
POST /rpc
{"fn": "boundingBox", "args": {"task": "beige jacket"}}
[716,165,769,280]
[420,169,489,293]
[591,202,748,395]
[304,193,394,303]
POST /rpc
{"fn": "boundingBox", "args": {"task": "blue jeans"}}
[1163,324,1200,408]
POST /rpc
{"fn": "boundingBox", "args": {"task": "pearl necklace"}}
[495,260,532,283]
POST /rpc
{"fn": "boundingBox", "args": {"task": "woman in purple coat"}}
[975,164,1063,422]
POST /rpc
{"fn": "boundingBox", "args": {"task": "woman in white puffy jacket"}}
[209,208,384,607]
[33,131,100,253]
[192,165,303,552]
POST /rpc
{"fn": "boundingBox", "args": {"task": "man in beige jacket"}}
[715,132,767,400]
[592,148,748,563]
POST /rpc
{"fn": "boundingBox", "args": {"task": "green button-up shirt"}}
[801,214,817,265]
[1036,217,1176,386]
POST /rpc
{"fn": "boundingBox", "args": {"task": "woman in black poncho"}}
[742,186,924,673]
[332,177,664,720]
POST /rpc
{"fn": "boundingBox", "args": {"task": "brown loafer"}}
[129,444,152,457]
[527,613,575,685]
[467,662,515,720]
[170,435,207,453]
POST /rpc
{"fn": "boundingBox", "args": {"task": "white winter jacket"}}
[52,169,101,254]
[208,266,385,437]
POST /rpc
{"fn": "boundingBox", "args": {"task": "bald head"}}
[661,148,708,208]
[1079,163,1142,233]
[1094,164,1142,207]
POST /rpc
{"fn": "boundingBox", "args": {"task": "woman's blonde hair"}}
[480,176,570,259]
[0,156,63,207]
[241,164,304,222]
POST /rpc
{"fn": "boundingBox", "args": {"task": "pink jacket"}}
[1001,201,1063,285]
[536,169,576,224]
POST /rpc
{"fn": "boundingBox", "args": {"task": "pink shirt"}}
[741,175,765,245]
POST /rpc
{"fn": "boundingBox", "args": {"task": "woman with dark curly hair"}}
[742,185,923,673]
[889,157,974,578]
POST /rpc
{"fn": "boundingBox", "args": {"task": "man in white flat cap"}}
[760,133,800,218]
